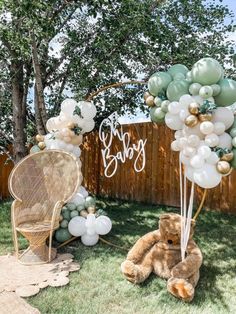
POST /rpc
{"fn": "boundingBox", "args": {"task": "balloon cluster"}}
[55,187,112,246]
[30,99,97,158]
[30,98,113,245]
[145,57,236,189]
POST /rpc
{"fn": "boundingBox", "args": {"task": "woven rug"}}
[0,292,40,314]
[0,253,80,313]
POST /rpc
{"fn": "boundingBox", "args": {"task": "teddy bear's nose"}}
[168,239,173,244]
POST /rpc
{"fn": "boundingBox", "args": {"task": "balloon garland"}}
[30,99,112,246]
[145,57,236,259]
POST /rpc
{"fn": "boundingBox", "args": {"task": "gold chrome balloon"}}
[87,206,96,214]
[185,115,198,127]
[198,113,212,122]
[221,152,234,162]
[146,95,155,107]
[35,134,44,142]
[80,209,88,218]
[216,161,231,175]
[144,91,151,101]
[188,102,200,115]
[38,142,46,150]
[67,122,76,129]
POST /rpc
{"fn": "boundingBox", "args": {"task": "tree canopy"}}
[0,0,235,161]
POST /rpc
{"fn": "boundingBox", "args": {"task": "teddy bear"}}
[121,213,202,302]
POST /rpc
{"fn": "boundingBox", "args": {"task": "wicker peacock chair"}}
[8,150,83,265]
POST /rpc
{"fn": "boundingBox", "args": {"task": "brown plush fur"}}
[121,213,202,302]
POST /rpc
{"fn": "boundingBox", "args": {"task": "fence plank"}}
[1,122,236,214]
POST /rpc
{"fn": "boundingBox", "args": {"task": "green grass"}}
[1,199,236,314]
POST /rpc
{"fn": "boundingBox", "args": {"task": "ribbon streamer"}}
[179,159,195,261]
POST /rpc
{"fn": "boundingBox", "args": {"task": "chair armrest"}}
[51,200,65,230]
[11,199,23,227]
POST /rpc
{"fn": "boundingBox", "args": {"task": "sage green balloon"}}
[85,196,96,208]
[186,71,192,82]
[55,228,71,243]
[60,219,69,228]
[214,78,236,106]
[231,149,236,169]
[77,204,85,212]
[62,209,71,221]
[166,80,190,101]
[189,83,202,95]
[230,128,236,138]
[199,86,213,99]
[161,100,170,113]
[211,84,221,96]
[173,73,186,81]
[150,107,165,123]
[148,72,172,96]
[70,210,79,218]
[30,145,41,154]
[191,57,223,85]
[154,96,162,107]
[67,203,77,211]
[168,64,189,78]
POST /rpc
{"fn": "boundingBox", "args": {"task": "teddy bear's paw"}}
[167,277,194,302]
[121,260,139,283]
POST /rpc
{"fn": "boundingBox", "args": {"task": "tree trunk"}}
[11,61,28,163]
[31,31,47,134]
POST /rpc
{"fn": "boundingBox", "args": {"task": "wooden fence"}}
[1,122,236,214]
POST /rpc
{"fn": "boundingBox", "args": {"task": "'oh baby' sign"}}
[99,112,147,178]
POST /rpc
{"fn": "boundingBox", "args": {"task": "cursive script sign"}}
[99,112,147,178]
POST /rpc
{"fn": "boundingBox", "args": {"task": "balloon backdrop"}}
[145,57,236,190]
[30,99,112,246]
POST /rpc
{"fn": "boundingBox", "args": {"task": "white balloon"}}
[78,186,89,198]
[82,119,95,133]
[85,214,96,229]
[182,146,196,157]
[200,121,214,135]
[187,135,200,147]
[213,122,226,136]
[179,94,195,107]
[171,140,180,151]
[81,233,99,246]
[190,155,205,169]
[180,152,191,166]
[61,99,78,117]
[193,163,222,189]
[69,194,85,206]
[165,112,183,130]
[174,130,183,139]
[79,101,97,119]
[206,152,220,165]
[205,133,219,147]
[95,216,112,235]
[179,137,188,149]
[183,124,205,140]
[179,109,189,122]
[73,146,81,158]
[168,101,181,115]
[46,118,57,132]
[68,216,86,237]
[218,132,233,150]
[212,107,234,130]
[197,145,211,159]
[185,165,195,182]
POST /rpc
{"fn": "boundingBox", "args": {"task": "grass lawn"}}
[1,199,236,314]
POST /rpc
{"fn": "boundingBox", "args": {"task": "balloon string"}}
[57,236,128,251]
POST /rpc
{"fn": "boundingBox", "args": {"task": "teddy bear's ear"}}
[160,213,172,220]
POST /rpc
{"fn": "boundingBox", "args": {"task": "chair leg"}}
[12,227,19,259]
[48,229,53,262]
